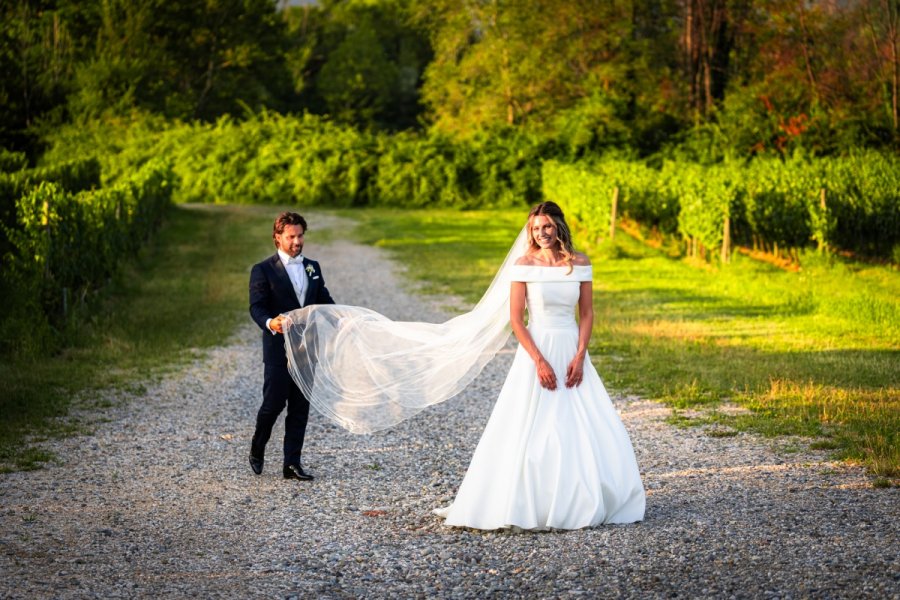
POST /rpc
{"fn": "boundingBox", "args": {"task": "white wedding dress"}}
[434,265,645,530]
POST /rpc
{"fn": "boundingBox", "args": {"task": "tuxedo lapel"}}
[270,254,299,304]
[301,257,318,306]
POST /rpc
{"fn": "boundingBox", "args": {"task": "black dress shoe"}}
[249,454,264,475]
[283,464,314,481]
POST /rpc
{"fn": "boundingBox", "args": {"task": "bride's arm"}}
[510,281,557,390]
[565,281,593,388]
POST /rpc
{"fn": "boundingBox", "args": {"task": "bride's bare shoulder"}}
[573,252,591,266]
[515,255,539,266]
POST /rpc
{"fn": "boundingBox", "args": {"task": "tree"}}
[0,2,75,152]
[863,0,900,136]
[416,0,638,137]
[317,14,398,124]
[285,0,431,129]
[67,0,164,120]
[63,0,293,121]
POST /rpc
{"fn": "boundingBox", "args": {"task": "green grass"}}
[344,208,526,301]
[0,204,302,472]
[347,208,900,479]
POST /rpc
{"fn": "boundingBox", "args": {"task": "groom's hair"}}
[273,212,307,245]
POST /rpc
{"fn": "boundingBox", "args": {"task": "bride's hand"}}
[536,358,557,390]
[565,357,584,388]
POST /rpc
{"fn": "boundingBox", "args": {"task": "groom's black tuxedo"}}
[249,254,334,469]
[249,255,335,364]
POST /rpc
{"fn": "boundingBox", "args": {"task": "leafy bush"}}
[0,149,28,173]
[737,157,818,252]
[542,160,616,244]
[37,114,899,261]
[1,158,175,358]
[0,157,103,271]
[819,151,900,257]
[543,153,900,262]
[374,132,465,207]
[41,113,544,209]
[674,163,738,256]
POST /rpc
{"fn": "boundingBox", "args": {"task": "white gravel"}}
[1,212,897,599]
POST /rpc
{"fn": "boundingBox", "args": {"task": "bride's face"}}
[531,215,558,250]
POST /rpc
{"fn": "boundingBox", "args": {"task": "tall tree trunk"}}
[888,0,900,131]
[865,0,900,133]
[684,0,696,117]
[491,4,515,126]
[502,44,515,125]
[798,5,821,104]
[683,0,735,118]
[699,1,713,112]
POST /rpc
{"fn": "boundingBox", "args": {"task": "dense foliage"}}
[34,111,899,263]
[1,155,102,261]
[543,153,900,261]
[2,0,898,156]
[0,156,175,358]
[38,112,547,209]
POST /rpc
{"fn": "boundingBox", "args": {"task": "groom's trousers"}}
[251,364,310,467]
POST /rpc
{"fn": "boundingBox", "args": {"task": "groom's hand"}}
[269,316,285,334]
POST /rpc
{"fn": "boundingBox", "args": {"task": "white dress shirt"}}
[278,249,308,304]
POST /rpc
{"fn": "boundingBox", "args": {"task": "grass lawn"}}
[0,204,299,471]
[348,209,899,481]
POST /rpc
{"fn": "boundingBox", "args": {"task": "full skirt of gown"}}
[434,270,645,530]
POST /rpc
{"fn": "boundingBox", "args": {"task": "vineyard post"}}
[721,215,731,263]
[818,188,827,252]
[62,287,68,318]
[609,186,619,240]
[42,199,51,280]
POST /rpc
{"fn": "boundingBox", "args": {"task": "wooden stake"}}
[42,200,51,279]
[818,188,827,253]
[609,186,619,240]
[721,215,731,263]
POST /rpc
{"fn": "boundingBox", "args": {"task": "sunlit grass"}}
[347,208,899,479]
[344,208,524,301]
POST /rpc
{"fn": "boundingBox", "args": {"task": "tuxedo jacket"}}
[249,254,335,366]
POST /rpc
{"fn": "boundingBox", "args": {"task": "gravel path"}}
[1,212,897,599]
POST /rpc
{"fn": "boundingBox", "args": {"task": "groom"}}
[248,211,334,481]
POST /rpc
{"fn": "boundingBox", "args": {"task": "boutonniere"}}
[305,264,315,277]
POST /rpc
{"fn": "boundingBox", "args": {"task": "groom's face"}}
[275,224,305,257]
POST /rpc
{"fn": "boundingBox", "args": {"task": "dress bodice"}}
[509,265,592,329]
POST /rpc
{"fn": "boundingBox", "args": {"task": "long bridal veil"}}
[283,226,529,434]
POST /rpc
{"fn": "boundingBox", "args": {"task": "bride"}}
[283,202,645,530]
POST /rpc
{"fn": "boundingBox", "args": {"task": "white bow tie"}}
[286,256,304,265]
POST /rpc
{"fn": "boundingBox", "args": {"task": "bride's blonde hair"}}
[527,201,576,272]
